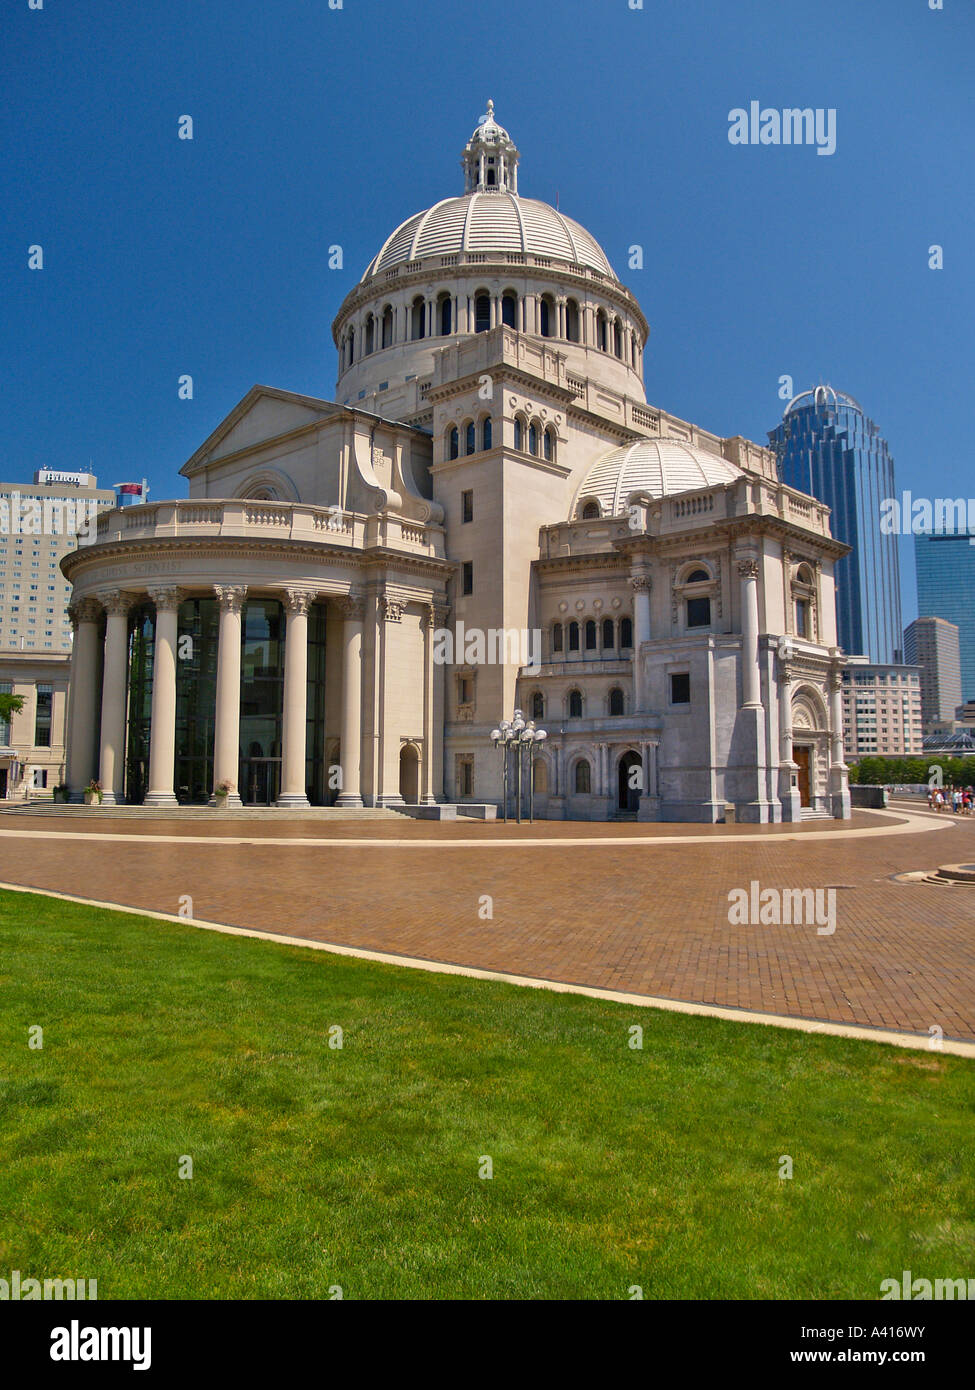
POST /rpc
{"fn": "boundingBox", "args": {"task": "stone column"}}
[97,590,133,805]
[776,640,800,822]
[738,556,762,707]
[336,593,364,807]
[828,664,851,819]
[631,574,652,713]
[66,597,102,801]
[145,586,184,806]
[734,554,770,822]
[212,585,247,807]
[277,590,312,808]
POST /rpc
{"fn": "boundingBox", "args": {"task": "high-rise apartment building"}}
[0,471,116,654]
[841,656,923,759]
[770,386,902,664]
[903,616,963,734]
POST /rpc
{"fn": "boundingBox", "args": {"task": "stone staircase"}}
[799,807,833,821]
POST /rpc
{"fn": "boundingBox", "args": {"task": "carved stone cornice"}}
[214,585,247,615]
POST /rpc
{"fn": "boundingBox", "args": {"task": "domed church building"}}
[63,104,851,821]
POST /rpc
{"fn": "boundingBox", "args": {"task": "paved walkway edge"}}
[3,879,973,1059]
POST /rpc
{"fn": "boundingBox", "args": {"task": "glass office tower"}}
[914,532,975,701]
[769,386,902,663]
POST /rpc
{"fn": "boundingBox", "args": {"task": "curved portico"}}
[63,499,451,808]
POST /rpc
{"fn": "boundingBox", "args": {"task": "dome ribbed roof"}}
[361,193,616,282]
[576,439,743,515]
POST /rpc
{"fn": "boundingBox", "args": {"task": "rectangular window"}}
[670,672,690,705]
[795,598,809,638]
[32,768,48,789]
[462,561,473,595]
[457,758,474,798]
[34,683,53,747]
[461,490,473,524]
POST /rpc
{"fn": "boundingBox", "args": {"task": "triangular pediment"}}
[180,386,342,476]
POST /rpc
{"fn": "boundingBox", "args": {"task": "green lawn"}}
[0,888,972,1300]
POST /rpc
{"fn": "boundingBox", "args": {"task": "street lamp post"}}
[491,709,547,824]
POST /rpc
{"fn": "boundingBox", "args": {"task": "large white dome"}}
[575,439,743,515]
[361,192,616,282]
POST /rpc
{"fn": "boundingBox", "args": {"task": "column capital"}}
[214,585,247,614]
[381,594,405,623]
[148,586,185,612]
[828,667,845,694]
[68,596,101,627]
[630,575,652,594]
[99,588,135,616]
[283,589,313,616]
[737,557,760,580]
[339,592,365,622]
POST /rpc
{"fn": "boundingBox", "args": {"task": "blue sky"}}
[4,0,973,620]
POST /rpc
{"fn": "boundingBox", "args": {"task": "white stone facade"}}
[60,105,852,821]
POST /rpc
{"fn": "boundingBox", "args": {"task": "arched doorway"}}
[399,743,419,803]
[618,750,642,812]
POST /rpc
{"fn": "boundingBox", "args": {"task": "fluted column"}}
[145,587,184,806]
[212,585,247,807]
[738,556,762,707]
[97,590,133,805]
[66,597,102,801]
[336,593,364,807]
[277,590,312,808]
[631,573,652,713]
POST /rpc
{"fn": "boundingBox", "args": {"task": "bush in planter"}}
[54,784,70,803]
[84,780,103,805]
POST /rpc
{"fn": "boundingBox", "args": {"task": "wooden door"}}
[794,747,811,806]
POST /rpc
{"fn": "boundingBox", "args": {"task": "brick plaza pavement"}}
[1,803,973,1042]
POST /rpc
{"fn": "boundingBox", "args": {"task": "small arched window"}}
[365,315,375,355]
[482,416,492,451]
[613,320,623,358]
[540,296,554,338]
[568,621,580,652]
[381,305,393,349]
[544,428,554,462]
[514,417,524,451]
[448,427,459,461]
[531,691,544,720]
[565,298,580,342]
[602,618,615,649]
[411,297,426,341]
[609,688,624,716]
[687,569,710,584]
[574,758,590,792]
[439,295,452,336]
[465,421,476,456]
[475,294,491,333]
[569,690,583,719]
[528,423,539,455]
[502,293,517,328]
[620,617,633,648]
[585,620,597,651]
[581,500,600,520]
[597,311,608,352]
[552,622,563,653]
[347,328,355,366]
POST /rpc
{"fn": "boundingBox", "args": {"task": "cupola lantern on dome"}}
[462,99,519,194]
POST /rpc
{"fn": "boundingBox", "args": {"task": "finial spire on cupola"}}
[462,99,520,194]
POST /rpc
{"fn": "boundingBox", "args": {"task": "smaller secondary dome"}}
[576,439,743,515]
[469,98,510,145]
